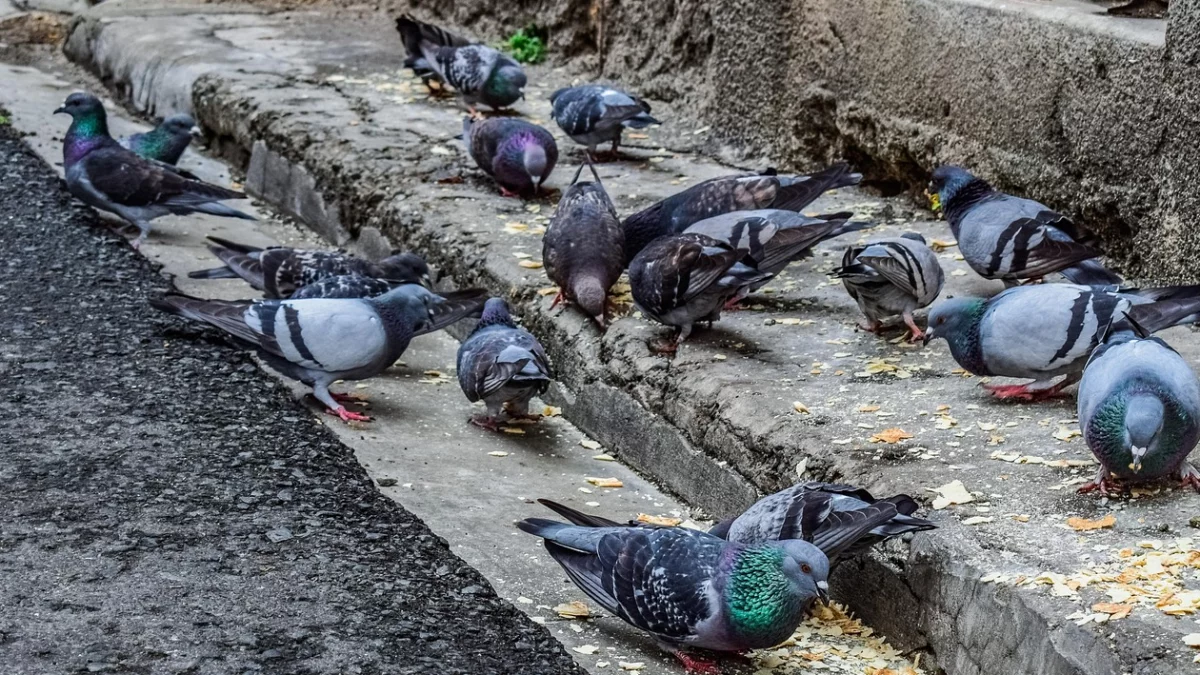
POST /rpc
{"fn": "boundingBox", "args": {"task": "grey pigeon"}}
[924,283,1200,400]
[517,517,829,669]
[55,93,254,249]
[543,160,624,326]
[1078,319,1200,495]
[119,113,199,166]
[463,117,558,198]
[622,163,862,263]
[395,14,525,112]
[628,233,770,350]
[831,233,945,342]
[928,165,1122,286]
[549,84,659,156]
[151,286,487,423]
[684,209,871,297]
[188,235,431,298]
[288,274,396,300]
[457,298,553,430]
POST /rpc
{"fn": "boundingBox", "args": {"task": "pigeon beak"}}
[1129,446,1147,473]
[419,273,433,290]
[189,125,203,139]
[816,580,830,603]
[53,106,67,115]
[922,328,934,347]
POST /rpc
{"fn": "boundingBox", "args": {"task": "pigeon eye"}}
[800,563,812,574]
[937,317,946,325]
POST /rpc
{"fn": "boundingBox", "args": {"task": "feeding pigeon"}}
[457,298,553,430]
[1078,318,1200,495]
[628,233,770,350]
[395,14,526,112]
[928,165,1122,286]
[188,235,431,298]
[549,84,659,157]
[151,286,488,423]
[55,92,254,249]
[119,113,199,166]
[517,517,829,671]
[622,163,862,263]
[463,116,558,198]
[288,274,395,300]
[831,233,945,342]
[543,160,624,326]
[684,209,871,300]
[924,283,1200,401]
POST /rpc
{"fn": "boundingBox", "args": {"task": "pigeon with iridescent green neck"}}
[395,14,525,113]
[119,113,199,165]
[54,93,253,249]
[1078,320,1200,496]
[517,517,829,671]
[463,116,557,198]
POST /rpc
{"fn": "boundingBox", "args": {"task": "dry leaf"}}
[586,477,623,488]
[488,451,510,457]
[572,645,599,655]
[637,514,683,527]
[501,427,525,435]
[930,239,957,252]
[858,404,881,413]
[1184,633,1200,648]
[793,401,811,414]
[1068,514,1116,531]
[554,600,591,619]
[542,405,562,417]
[618,663,645,671]
[518,260,543,269]
[977,422,998,431]
[580,439,602,450]
[592,453,615,461]
[870,428,914,444]
[1053,426,1082,442]
[962,516,993,526]
[1092,602,1133,619]
[930,480,974,509]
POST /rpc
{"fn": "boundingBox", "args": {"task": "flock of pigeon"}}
[44,12,1200,672]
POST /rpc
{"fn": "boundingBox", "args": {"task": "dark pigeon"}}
[188,235,431,298]
[831,233,945,342]
[543,160,624,326]
[622,163,862,263]
[549,84,659,156]
[55,92,254,249]
[119,113,199,166]
[288,274,396,300]
[464,116,558,198]
[928,165,1122,286]
[151,286,487,423]
[395,14,525,112]
[457,298,553,430]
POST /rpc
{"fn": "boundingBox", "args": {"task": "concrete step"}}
[42,2,1200,673]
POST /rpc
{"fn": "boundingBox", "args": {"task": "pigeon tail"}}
[206,236,263,254]
[191,201,257,221]
[536,499,625,528]
[516,517,573,540]
[620,112,660,129]
[1060,259,1123,286]
[187,266,240,280]
[770,163,863,213]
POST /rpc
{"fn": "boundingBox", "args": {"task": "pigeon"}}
[629,233,770,350]
[536,481,935,564]
[463,117,558,198]
[151,286,488,423]
[517,517,829,670]
[684,209,871,297]
[1078,318,1200,495]
[622,163,862,263]
[55,92,254,249]
[928,165,1122,286]
[395,14,526,112]
[457,298,553,430]
[119,113,199,166]
[549,84,659,157]
[924,283,1200,400]
[188,236,431,298]
[288,274,395,300]
[543,160,624,326]
[830,233,945,342]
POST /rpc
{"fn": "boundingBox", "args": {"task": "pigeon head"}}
[496,133,549,197]
[55,92,109,139]
[928,165,988,212]
[477,297,517,329]
[548,86,568,105]
[1123,392,1166,473]
[378,252,432,289]
[924,297,989,375]
[162,114,201,139]
[778,540,831,603]
[484,63,526,108]
[724,542,829,646]
[570,275,607,326]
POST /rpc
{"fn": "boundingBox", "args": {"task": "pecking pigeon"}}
[628,233,770,350]
[151,285,487,423]
[684,209,871,297]
[119,113,199,166]
[463,117,558,198]
[622,163,862,263]
[395,14,526,112]
[924,283,1200,401]
[55,92,254,249]
[542,160,624,326]
[1078,318,1200,496]
[831,233,945,342]
[457,298,553,430]
[517,517,829,670]
[288,274,396,300]
[549,84,659,157]
[928,165,1122,286]
[188,235,431,298]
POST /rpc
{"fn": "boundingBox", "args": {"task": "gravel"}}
[0,122,582,675]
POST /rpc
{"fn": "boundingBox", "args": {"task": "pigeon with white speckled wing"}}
[151,286,487,423]
[549,84,659,156]
[457,298,553,431]
[287,274,396,300]
[517,517,829,671]
[395,14,525,112]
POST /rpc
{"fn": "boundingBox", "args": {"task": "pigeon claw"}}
[1179,463,1200,493]
[328,406,372,423]
[722,297,743,311]
[469,415,503,432]
[674,653,721,675]
[498,186,520,198]
[983,381,1071,402]
[550,290,564,310]
[903,312,925,343]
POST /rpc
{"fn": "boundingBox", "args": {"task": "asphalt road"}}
[0,122,582,674]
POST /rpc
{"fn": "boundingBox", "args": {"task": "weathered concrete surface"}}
[61,3,1200,674]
